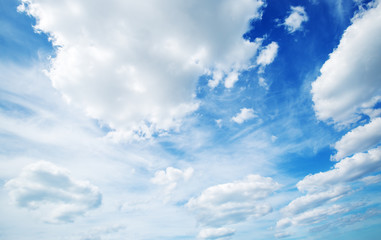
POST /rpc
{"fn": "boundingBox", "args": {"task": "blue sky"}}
[1,0,381,239]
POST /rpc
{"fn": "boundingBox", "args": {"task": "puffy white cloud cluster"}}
[311,2,381,126]
[278,4,381,236]
[187,174,280,235]
[277,146,381,233]
[283,6,308,33]
[232,108,256,124]
[18,0,266,139]
[5,161,102,223]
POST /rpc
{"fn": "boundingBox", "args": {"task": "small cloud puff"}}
[258,77,269,90]
[5,161,102,223]
[151,167,193,191]
[232,108,256,124]
[256,42,279,72]
[283,6,308,33]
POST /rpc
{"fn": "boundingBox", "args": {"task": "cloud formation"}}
[283,6,308,33]
[297,146,381,192]
[277,204,349,229]
[18,0,265,139]
[187,175,280,226]
[333,117,381,160]
[5,161,101,223]
[256,41,279,72]
[311,2,381,125]
[198,227,235,239]
[232,108,256,124]
[151,166,193,191]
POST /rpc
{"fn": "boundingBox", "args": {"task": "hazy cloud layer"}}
[198,227,235,239]
[5,161,102,223]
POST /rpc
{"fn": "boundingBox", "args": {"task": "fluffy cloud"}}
[5,161,101,223]
[198,227,235,239]
[151,167,193,190]
[256,41,279,71]
[283,6,308,33]
[333,117,381,160]
[297,146,381,192]
[18,0,265,139]
[232,108,256,124]
[311,2,381,125]
[186,174,280,226]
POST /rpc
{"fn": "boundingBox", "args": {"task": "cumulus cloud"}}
[198,227,235,239]
[18,0,265,139]
[297,146,381,192]
[256,41,279,71]
[232,108,256,124]
[5,161,101,223]
[151,167,193,191]
[283,6,309,33]
[311,2,381,125]
[187,174,280,226]
[333,117,381,161]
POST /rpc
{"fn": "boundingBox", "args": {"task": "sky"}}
[1,0,381,239]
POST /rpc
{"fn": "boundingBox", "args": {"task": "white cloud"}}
[232,108,256,124]
[256,42,279,70]
[274,231,291,239]
[281,185,350,216]
[198,227,235,239]
[224,71,239,89]
[333,117,381,160]
[186,174,280,226]
[283,6,308,33]
[258,77,269,90]
[311,3,381,125]
[277,205,349,229]
[18,0,265,139]
[151,167,193,191]
[361,174,381,185]
[4,161,102,223]
[297,146,381,192]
